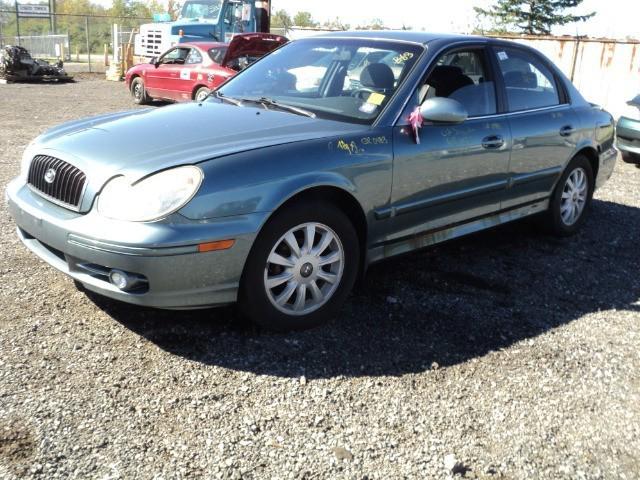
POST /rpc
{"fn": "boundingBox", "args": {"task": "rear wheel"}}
[131,77,151,105]
[194,87,211,102]
[239,202,359,331]
[544,154,594,236]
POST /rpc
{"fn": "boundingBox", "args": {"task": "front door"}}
[145,46,191,100]
[387,47,511,243]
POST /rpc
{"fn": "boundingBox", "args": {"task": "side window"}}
[161,47,190,65]
[421,49,497,117]
[185,48,203,65]
[493,47,560,111]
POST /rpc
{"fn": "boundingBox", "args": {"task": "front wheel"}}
[544,154,594,236]
[239,202,360,331]
[131,77,151,105]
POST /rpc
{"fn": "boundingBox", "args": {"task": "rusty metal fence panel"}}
[488,34,640,118]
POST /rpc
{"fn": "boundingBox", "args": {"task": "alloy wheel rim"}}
[196,90,209,102]
[264,222,344,316]
[560,167,588,226]
[133,82,142,100]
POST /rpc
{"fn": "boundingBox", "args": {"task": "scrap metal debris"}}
[0,45,72,83]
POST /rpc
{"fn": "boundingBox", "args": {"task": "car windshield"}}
[181,0,222,20]
[217,38,424,124]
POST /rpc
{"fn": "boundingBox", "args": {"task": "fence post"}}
[85,15,91,73]
[14,0,21,46]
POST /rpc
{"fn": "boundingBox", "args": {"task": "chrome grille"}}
[27,155,86,210]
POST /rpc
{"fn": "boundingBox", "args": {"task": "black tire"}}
[621,151,640,165]
[544,154,594,236]
[131,77,151,105]
[239,201,360,331]
[194,86,211,102]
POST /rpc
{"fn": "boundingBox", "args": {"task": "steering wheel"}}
[351,87,376,101]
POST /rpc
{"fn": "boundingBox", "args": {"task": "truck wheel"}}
[194,87,211,102]
[544,154,594,236]
[239,201,359,331]
[131,77,150,105]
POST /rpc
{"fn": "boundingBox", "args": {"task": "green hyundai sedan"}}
[6,32,618,330]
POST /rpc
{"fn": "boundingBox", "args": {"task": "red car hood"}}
[222,33,287,67]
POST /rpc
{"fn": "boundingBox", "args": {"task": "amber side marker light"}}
[198,239,235,252]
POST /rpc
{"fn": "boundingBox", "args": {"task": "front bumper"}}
[5,179,266,309]
[616,116,640,163]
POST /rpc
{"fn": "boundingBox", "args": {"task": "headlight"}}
[620,102,640,122]
[97,165,203,222]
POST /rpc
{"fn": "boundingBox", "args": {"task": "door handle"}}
[560,125,575,137]
[481,135,504,149]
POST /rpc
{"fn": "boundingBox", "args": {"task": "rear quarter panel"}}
[571,104,616,188]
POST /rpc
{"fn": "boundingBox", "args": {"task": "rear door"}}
[172,47,204,101]
[389,46,512,241]
[491,45,579,208]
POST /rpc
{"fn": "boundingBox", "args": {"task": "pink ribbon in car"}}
[408,106,423,144]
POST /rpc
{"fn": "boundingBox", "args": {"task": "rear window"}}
[493,47,560,112]
[208,46,228,64]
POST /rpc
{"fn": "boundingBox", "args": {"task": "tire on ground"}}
[543,153,594,236]
[131,77,151,105]
[194,87,211,102]
[239,201,360,331]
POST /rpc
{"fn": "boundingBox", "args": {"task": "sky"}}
[87,0,640,39]
[270,0,639,39]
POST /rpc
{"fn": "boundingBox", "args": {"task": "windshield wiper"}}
[243,97,316,118]
[212,91,243,106]
[213,93,316,118]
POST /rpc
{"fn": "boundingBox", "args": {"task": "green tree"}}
[322,17,349,30]
[475,0,595,35]
[167,0,183,20]
[356,18,386,30]
[271,9,292,29]
[293,11,316,28]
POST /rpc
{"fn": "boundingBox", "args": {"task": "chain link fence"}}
[0,10,150,72]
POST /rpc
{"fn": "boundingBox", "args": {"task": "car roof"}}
[310,30,487,45]
[179,41,226,50]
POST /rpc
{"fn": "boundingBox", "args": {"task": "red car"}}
[125,33,287,104]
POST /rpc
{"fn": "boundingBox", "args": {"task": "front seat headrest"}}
[427,65,475,98]
[360,63,395,91]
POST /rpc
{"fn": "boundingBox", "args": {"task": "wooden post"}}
[85,16,91,73]
[75,45,79,62]
[104,43,109,66]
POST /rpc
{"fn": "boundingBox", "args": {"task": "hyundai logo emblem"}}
[44,168,56,184]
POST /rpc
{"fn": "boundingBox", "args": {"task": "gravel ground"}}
[0,78,639,480]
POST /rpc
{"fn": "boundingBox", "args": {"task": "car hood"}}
[222,33,287,67]
[32,101,363,203]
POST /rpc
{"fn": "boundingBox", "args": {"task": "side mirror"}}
[150,56,157,65]
[420,97,468,124]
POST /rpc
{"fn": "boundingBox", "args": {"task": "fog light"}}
[109,269,130,290]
